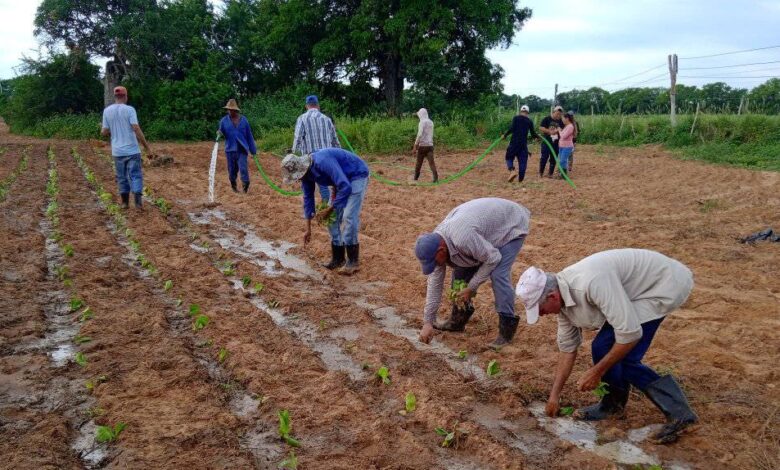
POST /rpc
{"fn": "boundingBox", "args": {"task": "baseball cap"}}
[113,86,127,96]
[414,233,443,275]
[553,105,563,112]
[520,105,530,112]
[515,266,547,325]
[305,95,319,105]
[280,153,313,184]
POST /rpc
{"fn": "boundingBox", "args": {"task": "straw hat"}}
[281,153,313,184]
[223,99,241,111]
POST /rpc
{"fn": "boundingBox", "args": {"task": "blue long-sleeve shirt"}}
[219,115,257,155]
[301,148,369,219]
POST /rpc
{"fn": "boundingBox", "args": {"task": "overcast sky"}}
[2,0,779,97]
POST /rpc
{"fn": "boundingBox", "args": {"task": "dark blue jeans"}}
[114,153,143,194]
[226,150,250,184]
[592,317,664,391]
[505,146,529,180]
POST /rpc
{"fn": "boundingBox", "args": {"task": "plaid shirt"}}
[292,109,340,154]
[423,198,531,323]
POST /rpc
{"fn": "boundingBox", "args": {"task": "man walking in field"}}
[412,108,438,183]
[292,95,340,202]
[101,86,155,209]
[502,104,538,182]
[415,198,530,349]
[539,106,564,177]
[517,248,698,444]
[281,149,369,274]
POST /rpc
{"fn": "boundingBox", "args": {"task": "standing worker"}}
[415,198,531,349]
[281,149,369,274]
[502,104,538,183]
[412,108,438,183]
[539,106,564,178]
[516,248,698,444]
[567,110,580,173]
[218,99,257,193]
[292,95,341,202]
[101,86,155,210]
[556,112,576,179]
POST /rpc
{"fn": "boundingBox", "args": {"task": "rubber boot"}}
[488,315,519,349]
[230,179,238,193]
[642,375,698,444]
[574,384,630,421]
[133,192,143,209]
[243,180,250,193]
[434,303,475,332]
[339,244,359,275]
[120,192,130,209]
[323,244,345,270]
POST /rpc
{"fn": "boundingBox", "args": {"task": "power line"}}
[679,75,778,79]
[596,63,667,86]
[679,45,780,60]
[683,59,780,70]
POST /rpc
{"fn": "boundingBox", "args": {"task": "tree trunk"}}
[380,53,403,116]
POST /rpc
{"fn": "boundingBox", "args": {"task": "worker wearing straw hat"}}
[218,98,257,193]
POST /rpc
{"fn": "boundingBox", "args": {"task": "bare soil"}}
[1,122,778,469]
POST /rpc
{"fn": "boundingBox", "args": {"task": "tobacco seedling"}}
[96,422,127,443]
[268,300,280,308]
[74,352,87,367]
[163,280,173,291]
[446,280,474,307]
[85,375,108,391]
[277,410,301,447]
[405,392,417,413]
[99,192,113,204]
[74,335,92,344]
[241,275,252,288]
[253,282,264,293]
[279,450,298,470]
[154,197,171,215]
[222,262,235,276]
[80,307,94,322]
[376,366,391,385]
[218,347,229,363]
[85,407,105,418]
[63,244,74,257]
[192,314,210,331]
[457,350,468,360]
[69,297,84,312]
[175,298,183,307]
[486,359,500,377]
[594,381,610,399]
[435,427,456,448]
[315,201,337,226]
[188,304,200,317]
[560,406,574,416]
[55,265,69,281]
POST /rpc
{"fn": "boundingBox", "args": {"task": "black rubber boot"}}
[242,180,250,193]
[133,192,143,209]
[339,244,359,275]
[323,244,346,270]
[488,315,519,349]
[642,375,698,444]
[230,179,238,193]
[574,384,630,421]
[120,192,130,209]
[434,303,475,332]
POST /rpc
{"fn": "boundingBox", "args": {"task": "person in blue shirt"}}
[218,99,257,193]
[281,149,369,274]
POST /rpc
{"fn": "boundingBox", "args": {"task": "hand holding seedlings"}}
[577,366,606,392]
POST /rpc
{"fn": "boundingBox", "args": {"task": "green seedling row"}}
[96,422,127,443]
[0,147,31,203]
[277,409,301,447]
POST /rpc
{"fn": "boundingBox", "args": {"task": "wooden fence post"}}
[668,53,678,126]
[690,102,700,136]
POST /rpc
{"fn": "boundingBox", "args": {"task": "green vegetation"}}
[79,307,94,322]
[74,335,92,345]
[69,297,85,312]
[457,350,468,360]
[74,352,87,367]
[96,422,127,443]
[217,347,228,363]
[376,366,391,385]
[192,314,210,331]
[163,280,173,291]
[486,360,500,377]
[560,406,575,417]
[435,424,467,448]
[594,382,610,399]
[446,280,470,306]
[277,410,301,447]
[405,392,417,413]
[63,244,74,257]
[279,451,298,470]
[0,149,30,202]
[188,304,200,317]
[253,282,264,293]
[241,275,252,288]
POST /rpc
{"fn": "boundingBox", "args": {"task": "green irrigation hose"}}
[251,153,303,196]
[539,137,577,189]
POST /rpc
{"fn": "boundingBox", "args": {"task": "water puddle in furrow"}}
[180,209,690,468]
[189,209,321,280]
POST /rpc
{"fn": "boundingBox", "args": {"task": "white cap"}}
[515,266,547,325]
[520,105,530,112]
[553,105,564,112]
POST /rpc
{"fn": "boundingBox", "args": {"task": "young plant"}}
[486,359,500,377]
[188,304,200,317]
[457,350,468,360]
[163,279,173,291]
[74,335,92,344]
[241,275,252,288]
[63,244,74,257]
[55,265,69,281]
[69,297,84,312]
[594,381,610,399]
[315,201,337,226]
[192,314,210,331]
[279,450,298,470]
[405,392,417,413]
[222,263,235,276]
[268,300,280,308]
[79,307,94,322]
[435,423,468,448]
[376,366,391,385]
[559,406,575,417]
[95,422,127,443]
[175,298,183,307]
[253,282,264,293]
[154,197,171,215]
[277,410,301,447]
[74,352,87,367]
[446,280,474,307]
[218,347,229,363]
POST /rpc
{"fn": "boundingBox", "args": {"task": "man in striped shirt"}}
[292,95,340,201]
[415,198,531,348]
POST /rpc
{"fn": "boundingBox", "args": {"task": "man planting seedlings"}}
[281,149,369,274]
[415,198,531,348]
[516,248,698,444]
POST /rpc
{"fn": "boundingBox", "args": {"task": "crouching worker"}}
[415,198,530,349]
[516,249,698,444]
[281,149,369,274]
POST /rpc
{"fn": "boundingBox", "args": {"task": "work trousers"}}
[505,146,529,181]
[592,317,664,391]
[226,150,250,184]
[114,153,143,194]
[327,177,368,246]
[540,139,559,176]
[414,146,438,182]
[450,237,525,319]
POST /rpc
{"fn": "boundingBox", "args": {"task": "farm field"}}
[1,121,779,470]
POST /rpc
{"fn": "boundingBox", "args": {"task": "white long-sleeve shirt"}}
[415,108,434,147]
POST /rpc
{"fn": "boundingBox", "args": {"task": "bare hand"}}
[577,367,603,391]
[458,287,474,305]
[303,228,311,246]
[419,323,435,344]
[545,398,560,417]
[315,207,333,224]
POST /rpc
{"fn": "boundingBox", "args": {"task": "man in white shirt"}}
[517,249,698,444]
[412,108,437,182]
[101,86,154,209]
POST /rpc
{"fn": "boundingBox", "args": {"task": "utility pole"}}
[668,53,678,126]
[552,83,558,112]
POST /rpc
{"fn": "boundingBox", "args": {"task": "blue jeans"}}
[327,177,368,246]
[226,151,250,183]
[505,146,529,181]
[451,237,525,319]
[558,147,573,176]
[114,153,143,194]
[592,317,664,391]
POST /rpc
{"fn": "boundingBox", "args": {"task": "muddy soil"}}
[2,119,778,470]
